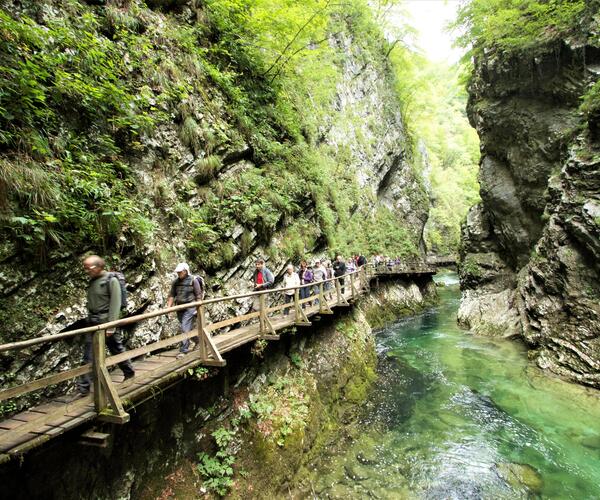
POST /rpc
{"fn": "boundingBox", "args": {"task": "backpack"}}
[194,275,205,298]
[106,271,128,310]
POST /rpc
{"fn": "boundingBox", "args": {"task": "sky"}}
[400,0,463,64]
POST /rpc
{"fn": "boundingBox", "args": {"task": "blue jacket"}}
[254,266,274,289]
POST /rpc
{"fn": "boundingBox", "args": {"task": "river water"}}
[301,273,600,499]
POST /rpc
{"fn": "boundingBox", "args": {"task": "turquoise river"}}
[300,273,600,499]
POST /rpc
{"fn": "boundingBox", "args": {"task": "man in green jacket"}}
[78,255,134,395]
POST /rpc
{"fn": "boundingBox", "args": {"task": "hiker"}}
[312,259,327,305]
[251,258,274,311]
[347,258,356,274]
[167,262,204,355]
[253,259,274,291]
[324,260,334,298]
[333,255,347,294]
[298,260,312,306]
[78,255,134,395]
[282,264,300,315]
[357,254,367,267]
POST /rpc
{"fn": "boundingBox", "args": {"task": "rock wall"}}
[0,1,429,411]
[0,279,436,500]
[459,17,600,387]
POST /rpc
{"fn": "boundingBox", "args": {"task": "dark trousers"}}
[300,285,311,307]
[78,331,135,393]
[337,277,345,294]
[284,294,294,315]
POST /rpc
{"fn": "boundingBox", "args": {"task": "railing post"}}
[294,288,300,319]
[92,329,107,413]
[197,304,207,361]
[259,292,266,334]
[350,273,356,301]
[93,329,130,423]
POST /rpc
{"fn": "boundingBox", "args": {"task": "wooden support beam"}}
[97,366,130,424]
[318,283,333,314]
[197,304,226,367]
[294,289,311,326]
[90,330,129,424]
[79,430,111,448]
[335,279,349,306]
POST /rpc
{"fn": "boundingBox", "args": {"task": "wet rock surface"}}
[460,27,600,386]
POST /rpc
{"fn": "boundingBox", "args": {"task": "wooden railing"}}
[0,266,373,423]
[0,262,434,424]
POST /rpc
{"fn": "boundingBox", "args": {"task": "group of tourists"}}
[78,253,367,394]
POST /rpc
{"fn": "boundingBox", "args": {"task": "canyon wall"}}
[459,7,600,387]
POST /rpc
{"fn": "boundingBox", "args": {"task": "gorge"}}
[0,0,599,498]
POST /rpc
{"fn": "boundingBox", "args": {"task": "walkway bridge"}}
[426,255,457,267]
[0,262,435,463]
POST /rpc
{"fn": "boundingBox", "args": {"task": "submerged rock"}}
[356,450,379,466]
[496,462,543,494]
[580,435,600,450]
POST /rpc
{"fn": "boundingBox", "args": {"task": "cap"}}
[174,262,190,273]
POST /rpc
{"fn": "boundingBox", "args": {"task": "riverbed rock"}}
[496,462,543,494]
[580,435,600,450]
[356,450,379,466]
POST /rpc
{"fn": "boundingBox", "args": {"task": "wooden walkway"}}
[0,264,435,463]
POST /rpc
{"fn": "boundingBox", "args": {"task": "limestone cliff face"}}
[460,26,600,387]
[0,4,428,408]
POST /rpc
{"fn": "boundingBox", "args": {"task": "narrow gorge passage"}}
[296,273,600,499]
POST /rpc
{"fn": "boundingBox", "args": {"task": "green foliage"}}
[0,400,17,419]
[0,0,429,273]
[460,255,482,277]
[290,352,303,369]
[197,427,236,496]
[581,80,600,117]
[251,338,268,358]
[452,0,586,59]
[0,5,158,261]
[247,375,309,447]
[386,31,480,254]
[187,366,209,380]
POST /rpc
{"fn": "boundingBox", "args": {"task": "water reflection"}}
[298,273,600,499]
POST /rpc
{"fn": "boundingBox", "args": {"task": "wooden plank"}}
[0,419,26,431]
[31,425,63,437]
[11,411,49,423]
[97,365,129,423]
[0,432,41,453]
[29,401,71,414]
[219,332,261,353]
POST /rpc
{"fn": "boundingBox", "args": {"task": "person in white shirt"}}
[282,264,300,315]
